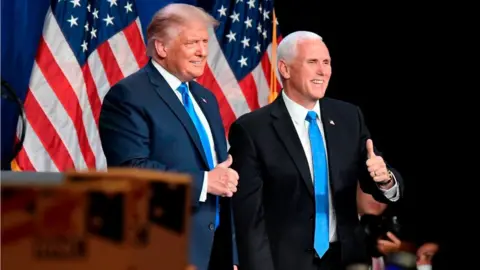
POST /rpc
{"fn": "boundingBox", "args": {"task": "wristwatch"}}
[377,170,394,186]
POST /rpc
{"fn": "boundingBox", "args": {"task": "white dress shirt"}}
[281,91,399,242]
[152,60,215,202]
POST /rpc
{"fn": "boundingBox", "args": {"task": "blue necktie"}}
[177,82,219,229]
[305,111,329,257]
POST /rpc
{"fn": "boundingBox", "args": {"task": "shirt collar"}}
[151,59,187,91]
[282,90,321,125]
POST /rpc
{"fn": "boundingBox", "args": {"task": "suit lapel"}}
[271,96,315,198]
[145,62,209,168]
[190,82,227,163]
[319,99,341,192]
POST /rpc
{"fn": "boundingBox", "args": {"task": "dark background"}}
[275,0,475,261]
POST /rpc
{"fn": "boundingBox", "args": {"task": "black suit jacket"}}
[228,94,403,270]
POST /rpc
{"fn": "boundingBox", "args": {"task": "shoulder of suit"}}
[104,67,150,101]
[322,97,363,116]
[233,102,275,129]
[322,97,358,109]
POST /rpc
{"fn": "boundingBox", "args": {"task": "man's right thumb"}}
[218,154,233,168]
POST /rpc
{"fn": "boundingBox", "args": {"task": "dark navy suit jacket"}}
[99,60,237,270]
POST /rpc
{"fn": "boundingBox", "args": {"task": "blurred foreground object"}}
[385,251,417,269]
[1,169,191,270]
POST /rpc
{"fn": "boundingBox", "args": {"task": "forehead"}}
[179,21,209,39]
[296,39,330,59]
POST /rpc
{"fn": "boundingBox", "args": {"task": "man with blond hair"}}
[99,3,238,270]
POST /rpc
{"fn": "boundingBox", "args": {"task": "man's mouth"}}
[311,79,324,84]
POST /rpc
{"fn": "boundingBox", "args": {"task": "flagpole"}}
[268,9,278,104]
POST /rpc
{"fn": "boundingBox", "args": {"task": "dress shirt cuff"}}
[378,173,399,202]
[199,172,208,202]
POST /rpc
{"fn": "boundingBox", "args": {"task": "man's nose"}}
[316,64,325,75]
[196,43,207,56]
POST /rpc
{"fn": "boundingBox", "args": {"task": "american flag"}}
[12,0,282,172]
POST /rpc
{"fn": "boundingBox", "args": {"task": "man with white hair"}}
[228,31,404,269]
[99,3,238,270]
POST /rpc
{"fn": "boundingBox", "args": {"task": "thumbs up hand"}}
[365,139,391,184]
[208,155,239,197]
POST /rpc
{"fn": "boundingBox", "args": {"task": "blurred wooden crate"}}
[1,169,191,270]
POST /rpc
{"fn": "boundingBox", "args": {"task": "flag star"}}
[257,24,262,34]
[124,2,133,13]
[262,30,267,39]
[236,0,243,3]
[244,17,252,28]
[87,3,91,12]
[81,40,88,52]
[230,11,240,23]
[259,4,262,13]
[103,14,114,26]
[70,0,81,8]
[238,55,248,67]
[90,28,97,38]
[107,0,118,7]
[254,42,261,53]
[247,0,255,9]
[217,5,227,17]
[67,15,78,27]
[92,9,99,19]
[84,22,89,31]
[275,17,279,25]
[241,36,250,48]
[263,10,270,20]
[226,31,236,42]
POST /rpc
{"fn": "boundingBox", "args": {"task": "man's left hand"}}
[233,265,238,270]
[366,139,391,183]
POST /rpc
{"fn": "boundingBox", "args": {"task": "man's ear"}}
[278,60,290,79]
[154,40,167,58]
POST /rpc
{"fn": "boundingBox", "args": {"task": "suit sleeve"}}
[356,106,404,203]
[99,83,205,207]
[229,121,275,270]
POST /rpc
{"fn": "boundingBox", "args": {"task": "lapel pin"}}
[329,120,335,125]
[202,98,207,103]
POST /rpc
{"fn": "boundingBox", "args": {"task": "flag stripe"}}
[22,89,74,170]
[14,148,35,171]
[96,42,125,87]
[238,74,260,110]
[123,18,148,68]
[197,65,237,134]
[108,28,140,78]
[206,27,250,118]
[252,61,270,107]
[82,64,102,125]
[35,38,95,168]
[88,50,111,102]
[41,8,104,169]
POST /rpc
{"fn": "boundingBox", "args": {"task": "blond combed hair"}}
[146,3,219,57]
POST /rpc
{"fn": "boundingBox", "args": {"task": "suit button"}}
[208,223,214,231]
[310,215,314,220]
[306,248,313,252]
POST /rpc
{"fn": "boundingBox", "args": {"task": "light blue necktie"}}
[305,111,329,257]
[177,82,219,229]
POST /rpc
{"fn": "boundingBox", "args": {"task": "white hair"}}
[276,31,323,70]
